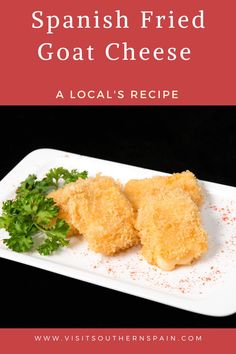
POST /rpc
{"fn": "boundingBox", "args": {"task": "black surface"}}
[0,106,236,328]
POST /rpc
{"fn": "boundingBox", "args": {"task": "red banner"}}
[0,329,235,354]
[0,0,235,105]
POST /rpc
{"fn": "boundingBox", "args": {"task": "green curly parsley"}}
[0,167,88,255]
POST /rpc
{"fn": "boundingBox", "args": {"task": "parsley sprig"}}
[0,167,88,255]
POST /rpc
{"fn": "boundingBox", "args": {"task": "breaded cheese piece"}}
[48,183,80,237]
[125,170,203,210]
[68,175,139,256]
[136,188,208,271]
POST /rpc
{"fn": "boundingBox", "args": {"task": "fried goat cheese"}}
[124,170,203,210]
[68,175,139,256]
[136,188,208,271]
[48,183,80,237]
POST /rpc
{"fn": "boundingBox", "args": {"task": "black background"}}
[0,106,236,328]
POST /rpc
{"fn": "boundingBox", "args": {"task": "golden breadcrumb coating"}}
[136,188,208,271]
[48,183,80,237]
[125,171,203,209]
[125,170,203,210]
[68,175,139,256]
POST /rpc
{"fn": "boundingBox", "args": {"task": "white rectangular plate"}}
[0,149,236,317]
